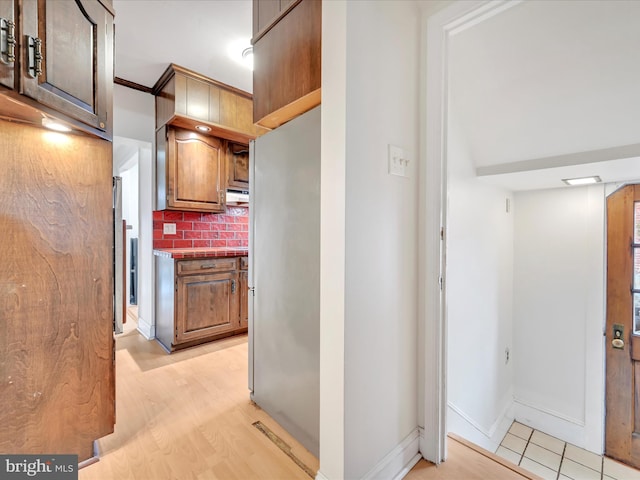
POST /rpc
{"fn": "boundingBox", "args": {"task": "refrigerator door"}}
[113,176,124,334]
[249,106,320,456]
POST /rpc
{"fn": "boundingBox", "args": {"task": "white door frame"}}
[419,0,522,463]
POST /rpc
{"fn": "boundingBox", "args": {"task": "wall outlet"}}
[388,144,409,177]
[163,223,176,235]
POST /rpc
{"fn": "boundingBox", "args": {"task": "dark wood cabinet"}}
[227,142,250,191]
[154,64,267,143]
[155,255,249,352]
[252,0,321,128]
[0,1,16,89]
[0,0,114,139]
[157,126,226,213]
[239,256,249,329]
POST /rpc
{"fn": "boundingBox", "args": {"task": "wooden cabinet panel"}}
[177,257,238,276]
[153,64,268,143]
[162,126,226,212]
[20,0,113,137]
[0,119,114,462]
[253,0,281,37]
[155,255,247,352]
[252,0,321,128]
[239,259,248,329]
[0,0,16,89]
[176,272,239,344]
[227,142,250,191]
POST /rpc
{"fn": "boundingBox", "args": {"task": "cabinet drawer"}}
[240,256,249,270]
[177,257,237,276]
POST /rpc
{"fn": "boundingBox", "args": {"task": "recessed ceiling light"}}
[195,125,211,132]
[42,117,71,132]
[227,38,254,71]
[562,176,602,186]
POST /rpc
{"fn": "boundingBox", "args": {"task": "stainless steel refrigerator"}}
[248,106,321,456]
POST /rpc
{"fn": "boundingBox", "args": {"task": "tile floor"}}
[496,422,640,480]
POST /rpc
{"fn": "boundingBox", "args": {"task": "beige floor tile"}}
[524,442,562,471]
[509,421,533,441]
[520,458,558,480]
[530,430,565,454]
[560,458,601,480]
[559,476,572,480]
[501,433,527,455]
[604,476,615,480]
[564,443,602,472]
[603,457,640,480]
[496,446,522,465]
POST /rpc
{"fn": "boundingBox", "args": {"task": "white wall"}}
[113,84,155,143]
[446,117,515,452]
[513,185,605,453]
[343,0,421,470]
[319,1,421,479]
[113,85,155,338]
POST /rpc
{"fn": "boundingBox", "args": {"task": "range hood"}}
[226,189,249,205]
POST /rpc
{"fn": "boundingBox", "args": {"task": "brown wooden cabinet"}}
[0,0,114,139]
[157,126,226,213]
[239,256,249,329]
[154,63,268,143]
[227,141,250,191]
[155,255,249,352]
[252,0,321,129]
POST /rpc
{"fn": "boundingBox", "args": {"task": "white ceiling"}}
[113,0,253,92]
[448,0,640,191]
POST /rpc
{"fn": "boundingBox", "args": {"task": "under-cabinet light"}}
[562,176,601,186]
[195,125,211,132]
[42,117,72,133]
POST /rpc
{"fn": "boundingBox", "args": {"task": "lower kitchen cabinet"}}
[239,256,249,329]
[155,255,248,352]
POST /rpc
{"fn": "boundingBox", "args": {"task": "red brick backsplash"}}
[153,206,248,249]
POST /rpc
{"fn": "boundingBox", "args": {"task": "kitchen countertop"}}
[153,247,248,259]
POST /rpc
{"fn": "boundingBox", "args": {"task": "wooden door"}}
[227,142,250,191]
[20,0,113,136]
[167,127,226,212]
[606,184,640,468]
[0,0,16,89]
[175,272,239,344]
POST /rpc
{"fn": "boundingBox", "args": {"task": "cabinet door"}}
[167,127,226,212]
[175,272,239,344]
[20,0,113,135]
[0,0,16,89]
[227,142,249,190]
[239,270,248,329]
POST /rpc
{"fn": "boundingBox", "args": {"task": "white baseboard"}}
[447,391,514,453]
[136,315,155,339]
[512,397,600,454]
[315,472,330,480]
[362,429,421,480]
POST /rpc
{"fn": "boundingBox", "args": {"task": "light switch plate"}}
[163,223,176,235]
[388,144,408,177]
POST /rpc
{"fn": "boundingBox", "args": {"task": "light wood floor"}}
[80,311,540,479]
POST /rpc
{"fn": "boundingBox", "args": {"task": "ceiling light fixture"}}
[42,117,72,133]
[195,125,211,132]
[241,46,254,70]
[562,176,602,186]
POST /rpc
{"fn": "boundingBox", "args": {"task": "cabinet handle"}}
[27,36,43,78]
[200,264,215,269]
[0,18,16,64]
[231,280,236,294]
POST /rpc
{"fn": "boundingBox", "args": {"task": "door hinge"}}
[440,227,444,240]
[439,276,443,290]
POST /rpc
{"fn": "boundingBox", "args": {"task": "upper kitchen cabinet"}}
[227,142,250,191]
[0,0,114,140]
[252,0,321,129]
[157,126,226,213]
[154,64,268,143]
